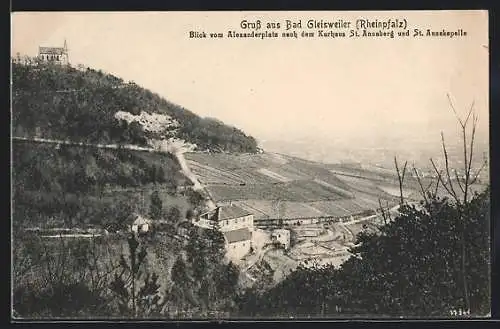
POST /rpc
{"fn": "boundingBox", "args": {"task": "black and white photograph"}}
[11,10,490,320]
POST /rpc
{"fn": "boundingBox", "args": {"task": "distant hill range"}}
[11,61,258,153]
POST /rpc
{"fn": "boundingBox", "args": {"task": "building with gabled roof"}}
[194,204,254,262]
[223,227,253,261]
[38,40,69,65]
[196,204,253,233]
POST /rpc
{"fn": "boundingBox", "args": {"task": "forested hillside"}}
[11,62,258,153]
[12,142,189,230]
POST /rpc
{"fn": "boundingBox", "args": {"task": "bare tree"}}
[378,198,391,225]
[411,166,435,206]
[422,94,485,313]
[394,157,408,206]
[376,157,407,226]
[384,93,485,313]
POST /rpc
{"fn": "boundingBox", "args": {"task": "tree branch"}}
[463,100,475,128]
[378,198,388,225]
[430,158,459,204]
[394,157,408,205]
[464,111,478,204]
[413,166,429,204]
[447,93,464,127]
[454,170,465,194]
[441,133,459,202]
[469,159,487,186]
[401,161,408,183]
[433,172,441,198]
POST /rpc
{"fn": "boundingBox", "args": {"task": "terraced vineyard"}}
[208,180,348,203]
[185,152,403,220]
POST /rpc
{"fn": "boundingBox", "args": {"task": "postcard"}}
[11,10,489,320]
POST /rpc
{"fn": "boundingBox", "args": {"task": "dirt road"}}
[12,136,155,152]
[13,135,218,210]
[174,150,216,210]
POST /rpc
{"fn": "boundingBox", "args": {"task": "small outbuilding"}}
[271,229,291,250]
[130,214,152,234]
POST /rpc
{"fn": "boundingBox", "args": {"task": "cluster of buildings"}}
[130,203,291,263]
[194,204,255,261]
[129,204,256,262]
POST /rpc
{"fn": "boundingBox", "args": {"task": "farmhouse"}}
[195,204,254,232]
[194,204,255,262]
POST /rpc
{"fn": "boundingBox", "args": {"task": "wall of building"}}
[131,223,149,233]
[226,240,252,262]
[38,53,69,65]
[220,215,254,232]
[194,218,214,229]
[195,214,254,232]
[272,230,290,249]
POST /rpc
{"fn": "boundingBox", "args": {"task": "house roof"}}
[217,205,252,221]
[200,205,253,222]
[224,228,252,244]
[39,47,66,55]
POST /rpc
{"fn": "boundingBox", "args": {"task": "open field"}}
[186,152,353,191]
[331,163,488,201]
[229,196,392,222]
[185,152,403,221]
[328,164,399,182]
[208,180,347,203]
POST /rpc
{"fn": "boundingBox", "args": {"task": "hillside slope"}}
[11,62,258,153]
[12,141,191,229]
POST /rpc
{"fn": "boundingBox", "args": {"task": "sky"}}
[11,11,489,164]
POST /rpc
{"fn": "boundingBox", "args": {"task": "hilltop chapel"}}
[38,40,69,65]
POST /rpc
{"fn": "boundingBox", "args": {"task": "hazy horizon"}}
[11,11,489,167]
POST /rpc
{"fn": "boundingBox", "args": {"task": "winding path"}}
[174,150,216,210]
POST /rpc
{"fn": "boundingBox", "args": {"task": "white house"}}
[271,229,291,250]
[130,214,151,234]
[223,227,253,262]
[194,204,254,262]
